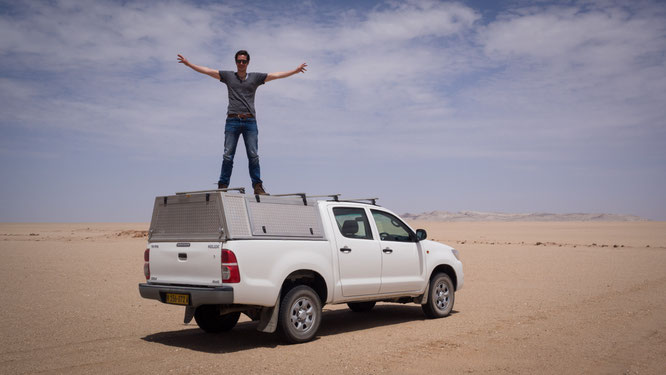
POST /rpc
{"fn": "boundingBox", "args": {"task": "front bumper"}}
[454,260,464,291]
[138,283,234,307]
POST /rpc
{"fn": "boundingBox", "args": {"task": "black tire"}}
[194,305,241,333]
[422,273,455,319]
[347,301,376,312]
[277,285,322,344]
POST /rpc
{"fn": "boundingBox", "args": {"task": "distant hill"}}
[401,211,648,222]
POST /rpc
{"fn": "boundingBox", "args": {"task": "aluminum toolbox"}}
[148,192,325,242]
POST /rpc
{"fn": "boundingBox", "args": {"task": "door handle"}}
[339,246,352,253]
[382,247,393,254]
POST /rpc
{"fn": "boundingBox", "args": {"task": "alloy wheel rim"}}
[435,281,450,310]
[290,296,315,333]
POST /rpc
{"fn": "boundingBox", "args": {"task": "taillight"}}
[221,249,240,283]
[143,248,150,280]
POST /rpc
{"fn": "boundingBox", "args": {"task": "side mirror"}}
[416,229,427,241]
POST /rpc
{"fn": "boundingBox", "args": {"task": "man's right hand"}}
[177,54,190,66]
[177,54,220,80]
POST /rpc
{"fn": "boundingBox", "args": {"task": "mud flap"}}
[418,282,430,304]
[256,296,280,333]
[184,306,195,324]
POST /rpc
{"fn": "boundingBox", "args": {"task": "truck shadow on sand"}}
[141,304,459,353]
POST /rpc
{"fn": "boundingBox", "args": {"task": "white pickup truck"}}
[138,189,463,343]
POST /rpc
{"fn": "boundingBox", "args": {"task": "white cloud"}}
[0,0,229,70]
[0,0,486,158]
[465,1,666,140]
[1,0,664,153]
[333,0,477,47]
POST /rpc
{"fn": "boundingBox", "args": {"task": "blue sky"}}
[1,0,665,221]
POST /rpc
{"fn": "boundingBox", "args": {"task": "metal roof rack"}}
[338,197,379,205]
[307,194,341,201]
[255,193,378,205]
[173,189,378,206]
[176,187,245,195]
[271,193,308,205]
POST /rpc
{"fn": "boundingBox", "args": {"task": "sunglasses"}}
[236,59,248,64]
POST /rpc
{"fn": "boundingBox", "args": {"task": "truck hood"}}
[421,239,454,253]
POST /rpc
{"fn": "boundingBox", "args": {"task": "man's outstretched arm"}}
[265,62,308,83]
[177,54,221,80]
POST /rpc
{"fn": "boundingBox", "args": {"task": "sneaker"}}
[253,182,268,195]
[218,182,228,189]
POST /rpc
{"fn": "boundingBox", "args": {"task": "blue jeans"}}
[218,118,262,186]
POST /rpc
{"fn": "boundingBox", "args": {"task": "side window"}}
[371,210,415,242]
[333,207,373,240]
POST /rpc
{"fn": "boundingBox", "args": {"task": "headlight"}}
[451,248,460,260]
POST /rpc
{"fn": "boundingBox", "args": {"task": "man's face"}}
[236,55,249,71]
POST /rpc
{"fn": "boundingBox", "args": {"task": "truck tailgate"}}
[148,242,222,286]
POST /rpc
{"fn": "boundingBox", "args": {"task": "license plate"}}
[165,293,190,305]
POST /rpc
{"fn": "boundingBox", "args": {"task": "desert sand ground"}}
[1,221,665,374]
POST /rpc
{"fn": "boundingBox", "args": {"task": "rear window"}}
[333,207,373,240]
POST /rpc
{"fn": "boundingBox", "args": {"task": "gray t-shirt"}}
[219,70,267,117]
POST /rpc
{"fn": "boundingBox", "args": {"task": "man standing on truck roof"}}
[177,51,307,195]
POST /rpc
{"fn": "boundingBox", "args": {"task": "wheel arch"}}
[430,264,458,291]
[280,269,328,304]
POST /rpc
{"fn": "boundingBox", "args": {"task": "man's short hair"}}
[235,50,250,62]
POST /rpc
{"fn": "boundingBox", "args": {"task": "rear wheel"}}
[194,305,240,333]
[422,273,455,318]
[278,285,322,344]
[347,301,376,312]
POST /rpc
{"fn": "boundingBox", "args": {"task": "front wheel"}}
[278,285,322,344]
[422,273,455,318]
[194,305,240,333]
